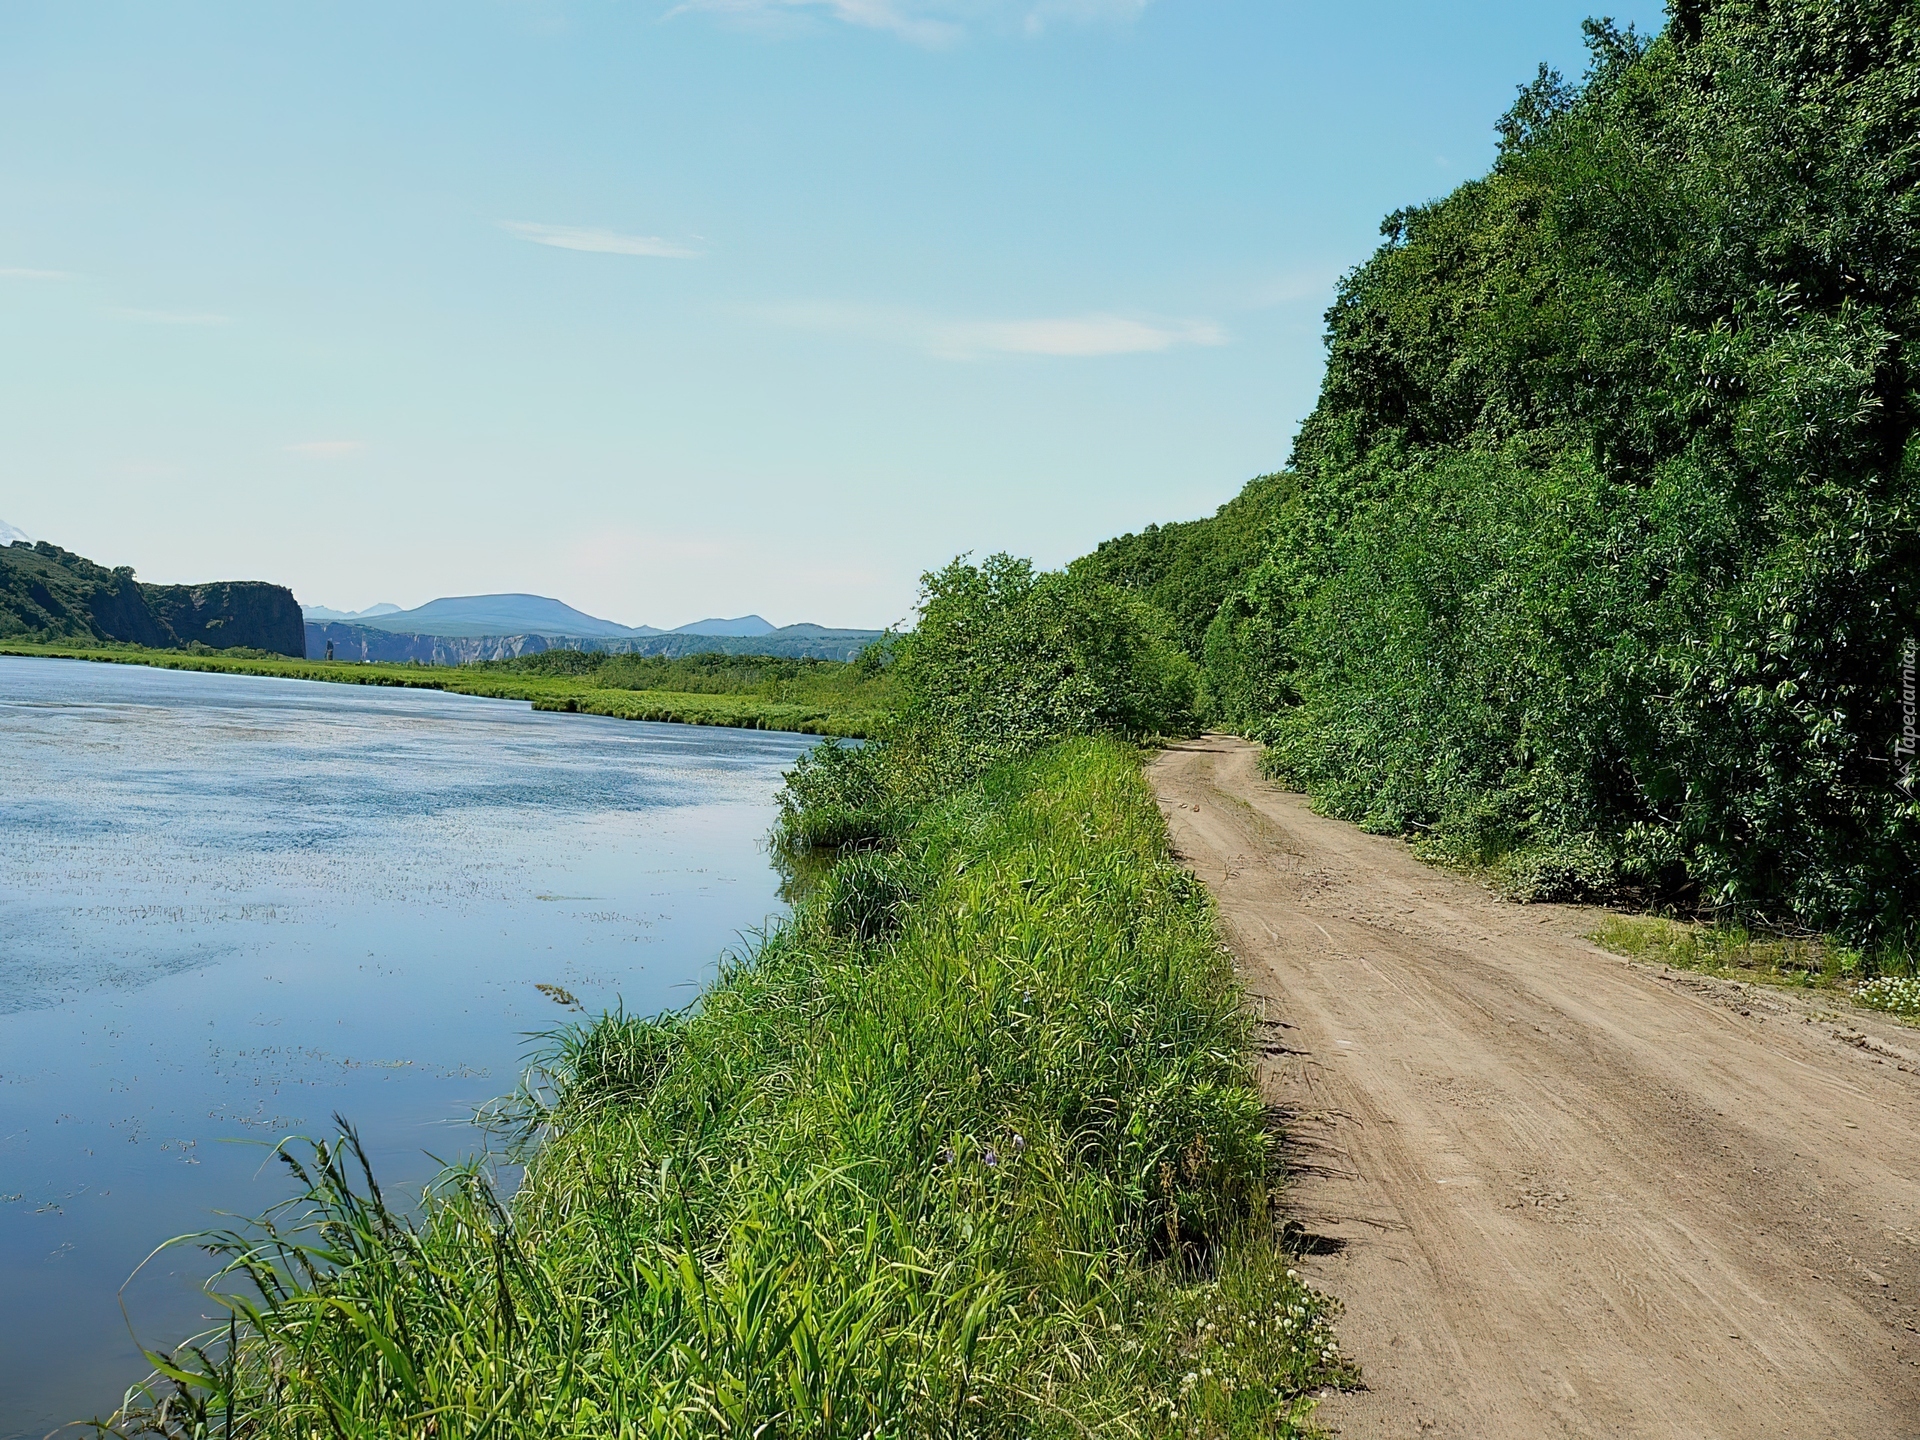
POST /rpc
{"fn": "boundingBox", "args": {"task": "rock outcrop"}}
[0,541,306,657]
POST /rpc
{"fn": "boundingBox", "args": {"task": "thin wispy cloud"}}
[109,307,230,326]
[500,221,701,259]
[942,314,1221,358]
[1245,268,1343,309]
[0,267,73,280]
[285,440,365,457]
[1020,0,1148,34]
[670,0,958,44]
[667,0,1148,47]
[761,301,1224,360]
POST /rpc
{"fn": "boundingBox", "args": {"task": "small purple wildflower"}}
[1011,1132,1026,1154]
[982,1146,1000,1168]
[936,1146,953,1167]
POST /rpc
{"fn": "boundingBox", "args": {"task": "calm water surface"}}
[0,656,815,1438]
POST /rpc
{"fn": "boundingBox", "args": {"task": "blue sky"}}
[0,0,1667,628]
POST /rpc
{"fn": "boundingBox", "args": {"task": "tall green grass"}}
[102,739,1347,1438]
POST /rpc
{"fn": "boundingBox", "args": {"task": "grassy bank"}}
[0,641,890,737]
[106,739,1349,1438]
[1591,916,1920,1024]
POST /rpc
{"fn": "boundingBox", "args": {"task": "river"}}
[0,656,815,1437]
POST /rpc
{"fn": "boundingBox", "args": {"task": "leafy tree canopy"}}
[1125,1,1920,945]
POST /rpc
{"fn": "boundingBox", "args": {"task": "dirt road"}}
[1149,736,1920,1440]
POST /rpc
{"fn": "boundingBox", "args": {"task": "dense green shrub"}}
[1202,4,1920,943]
[775,739,907,850]
[895,555,1199,770]
[775,555,1198,856]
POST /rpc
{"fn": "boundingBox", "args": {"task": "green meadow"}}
[0,641,894,738]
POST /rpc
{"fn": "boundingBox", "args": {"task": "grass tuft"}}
[1584,913,1920,1004]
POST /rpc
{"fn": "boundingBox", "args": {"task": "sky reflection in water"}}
[0,656,814,1437]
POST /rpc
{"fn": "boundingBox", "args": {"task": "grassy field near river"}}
[0,641,893,738]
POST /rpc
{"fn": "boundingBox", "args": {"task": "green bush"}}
[896,556,1198,774]
[773,555,1199,858]
[1070,474,1294,662]
[775,738,906,851]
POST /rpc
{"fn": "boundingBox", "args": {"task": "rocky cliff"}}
[308,624,556,665]
[0,542,305,657]
[306,623,883,664]
[144,580,307,652]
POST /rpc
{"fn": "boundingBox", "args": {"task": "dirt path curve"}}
[1149,736,1920,1440]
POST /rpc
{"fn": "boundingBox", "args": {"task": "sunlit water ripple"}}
[0,656,815,1437]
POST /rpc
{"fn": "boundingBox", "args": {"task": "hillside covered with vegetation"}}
[1096,1,1920,952]
[0,541,305,656]
[1070,474,1293,660]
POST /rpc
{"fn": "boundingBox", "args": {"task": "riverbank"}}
[0,642,888,738]
[105,739,1351,1438]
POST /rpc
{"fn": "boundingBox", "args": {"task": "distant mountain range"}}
[670,614,776,638]
[0,543,877,664]
[302,602,401,622]
[300,593,788,641]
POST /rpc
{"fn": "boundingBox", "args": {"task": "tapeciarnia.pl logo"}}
[1899,637,1918,797]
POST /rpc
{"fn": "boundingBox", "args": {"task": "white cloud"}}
[669,0,960,44]
[500,221,701,259]
[760,301,1224,360]
[109,307,230,326]
[0,267,72,280]
[1244,268,1342,309]
[1021,0,1147,34]
[285,440,366,457]
[936,314,1222,358]
[667,0,1148,46]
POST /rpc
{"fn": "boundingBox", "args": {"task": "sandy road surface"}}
[1149,736,1920,1440]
